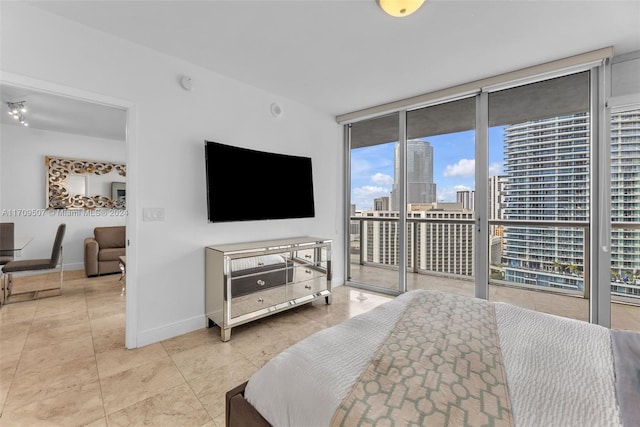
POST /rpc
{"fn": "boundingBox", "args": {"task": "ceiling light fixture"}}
[7,101,28,126]
[377,0,425,17]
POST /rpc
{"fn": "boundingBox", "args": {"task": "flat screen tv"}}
[205,140,315,223]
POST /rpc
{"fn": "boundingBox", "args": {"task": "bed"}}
[225,289,640,427]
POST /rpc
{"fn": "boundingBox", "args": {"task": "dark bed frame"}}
[225,381,271,427]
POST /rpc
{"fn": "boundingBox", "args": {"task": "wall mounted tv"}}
[205,140,315,223]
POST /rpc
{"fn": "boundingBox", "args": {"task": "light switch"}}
[143,208,165,221]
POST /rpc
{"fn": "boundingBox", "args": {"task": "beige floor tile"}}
[89,312,125,336]
[161,327,221,356]
[100,358,185,414]
[274,318,326,342]
[0,318,31,339]
[92,326,126,354]
[0,380,104,427]
[241,338,296,369]
[0,300,38,325]
[170,341,247,381]
[0,350,21,409]
[227,321,288,356]
[5,354,98,409]
[30,306,89,330]
[0,329,29,356]
[22,320,92,350]
[84,417,108,427]
[87,301,125,320]
[15,334,95,375]
[187,358,257,418]
[106,383,211,427]
[96,342,169,378]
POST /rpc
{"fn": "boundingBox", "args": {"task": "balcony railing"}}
[349,216,640,331]
[349,216,640,303]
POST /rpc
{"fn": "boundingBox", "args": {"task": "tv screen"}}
[205,141,315,223]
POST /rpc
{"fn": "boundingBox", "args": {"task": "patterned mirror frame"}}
[46,155,126,209]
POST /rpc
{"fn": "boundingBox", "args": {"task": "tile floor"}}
[0,270,392,426]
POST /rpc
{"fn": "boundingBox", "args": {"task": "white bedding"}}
[495,302,620,426]
[245,290,623,427]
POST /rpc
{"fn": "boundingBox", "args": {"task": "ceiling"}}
[1,84,127,140]
[5,0,640,138]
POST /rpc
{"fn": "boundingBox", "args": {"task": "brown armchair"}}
[84,226,125,277]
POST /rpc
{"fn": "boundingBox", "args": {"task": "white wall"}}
[0,125,126,270]
[0,3,344,347]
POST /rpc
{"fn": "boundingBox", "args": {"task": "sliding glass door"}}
[348,113,401,293]
[610,106,640,331]
[405,98,476,297]
[486,71,591,321]
[344,65,636,328]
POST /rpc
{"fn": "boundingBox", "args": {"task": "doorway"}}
[0,72,138,348]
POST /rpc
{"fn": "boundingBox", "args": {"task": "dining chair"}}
[1,223,66,305]
[0,222,15,266]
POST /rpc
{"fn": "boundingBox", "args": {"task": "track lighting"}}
[7,101,28,126]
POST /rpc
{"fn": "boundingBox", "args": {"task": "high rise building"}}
[390,139,436,210]
[502,114,590,291]
[488,176,506,224]
[358,205,474,276]
[610,109,640,297]
[456,190,475,211]
[374,196,390,211]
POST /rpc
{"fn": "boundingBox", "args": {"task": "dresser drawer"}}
[288,276,328,300]
[294,248,329,270]
[291,264,325,282]
[231,286,286,318]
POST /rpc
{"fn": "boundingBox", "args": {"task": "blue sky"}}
[351,126,506,210]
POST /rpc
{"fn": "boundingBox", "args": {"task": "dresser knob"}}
[305,285,311,290]
[257,280,266,286]
[305,269,311,274]
[258,298,264,303]
[305,254,312,259]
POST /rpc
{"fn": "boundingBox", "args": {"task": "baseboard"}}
[136,314,205,347]
[63,262,84,271]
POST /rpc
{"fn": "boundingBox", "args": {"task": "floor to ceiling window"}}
[343,50,640,330]
[348,112,401,293]
[486,71,592,322]
[610,106,640,331]
[405,97,476,298]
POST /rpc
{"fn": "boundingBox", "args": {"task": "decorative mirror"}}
[46,155,126,209]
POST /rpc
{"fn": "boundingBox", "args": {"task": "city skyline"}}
[350,127,505,211]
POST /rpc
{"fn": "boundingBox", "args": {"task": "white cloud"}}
[443,159,475,178]
[354,186,389,199]
[353,185,391,210]
[437,185,473,202]
[371,173,393,186]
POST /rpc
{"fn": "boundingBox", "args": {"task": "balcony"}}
[349,217,640,333]
[348,261,640,332]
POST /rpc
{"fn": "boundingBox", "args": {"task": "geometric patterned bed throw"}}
[330,290,514,427]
